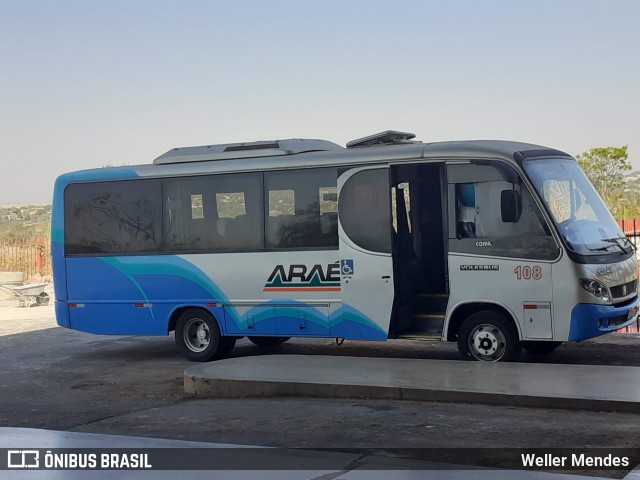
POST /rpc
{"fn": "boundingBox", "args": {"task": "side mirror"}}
[501,190,521,223]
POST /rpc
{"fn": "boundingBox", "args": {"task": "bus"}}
[51,130,639,362]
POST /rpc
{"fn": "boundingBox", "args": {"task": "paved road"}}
[1,301,639,477]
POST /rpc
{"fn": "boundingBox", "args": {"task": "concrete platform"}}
[185,355,640,413]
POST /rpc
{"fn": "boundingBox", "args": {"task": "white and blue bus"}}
[52,131,639,362]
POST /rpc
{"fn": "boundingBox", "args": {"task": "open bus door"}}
[336,166,394,340]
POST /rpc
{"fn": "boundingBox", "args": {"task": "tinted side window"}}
[451,164,559,260]
[165,173,263,252]
[65,179,162,255]
[339,168,391,253]
[265,168,337,248]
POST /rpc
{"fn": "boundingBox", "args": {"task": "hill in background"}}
[0,204,52,241]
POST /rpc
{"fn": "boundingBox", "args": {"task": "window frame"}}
[64,167,340,258]
[447,161,560,261]
[338,167,392,254]
[163,171,265,253]
[264,167,339,250]
[63,178,163,256]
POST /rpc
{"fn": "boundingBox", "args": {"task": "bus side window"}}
[164,173,263,252]
[472,181,547,238]
[64,179,162,255]
[165,177,220,250]
[456,183,476,238]
[339,168,391,254]
[265,168,338,249]
[319,187,338,237]
[449,164,559,260]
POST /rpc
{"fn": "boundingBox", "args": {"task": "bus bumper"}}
[569,296,639,341]
[55,301,70,328]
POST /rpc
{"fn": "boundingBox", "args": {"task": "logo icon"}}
[8,450,40,469]
[341,260,354,276]
[263,263,341,292]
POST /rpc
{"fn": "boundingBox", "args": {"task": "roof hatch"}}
[153,138,343,165]
[346,130,418,148]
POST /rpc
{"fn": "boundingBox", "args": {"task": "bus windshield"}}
[524,158,632,256]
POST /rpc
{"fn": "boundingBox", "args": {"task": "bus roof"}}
[153,131,419,164]
[57,133,573,183]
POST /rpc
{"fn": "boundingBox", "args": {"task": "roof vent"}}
[153,138,342,165]
[224,142,280,152]
[347,130,417,148]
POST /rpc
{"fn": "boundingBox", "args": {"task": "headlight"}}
[579,278,611,303]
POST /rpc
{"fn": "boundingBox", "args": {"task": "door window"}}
[339,168,391,253]
[449,164,559,260]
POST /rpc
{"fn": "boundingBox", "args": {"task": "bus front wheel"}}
[175,309,233,362]
[457,311,520,362]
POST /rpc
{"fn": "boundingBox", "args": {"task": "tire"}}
[248,336,291,347]
[522,341,562,355]
[457,311,521,362]
[36,292,50,306]
[175,309,228,362]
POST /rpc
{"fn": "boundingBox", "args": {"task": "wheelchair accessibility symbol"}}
[341,260,354,276]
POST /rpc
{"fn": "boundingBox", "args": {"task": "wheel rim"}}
[468,323,507,361]
[183,317,210,352]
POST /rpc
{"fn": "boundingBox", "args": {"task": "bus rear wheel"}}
[248,336,290,347]
[175,309,234,362]
[457,311,520,362]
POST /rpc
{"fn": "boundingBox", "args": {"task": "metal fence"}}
[617,219,640,333]
[618,218,640,252]
[0,237,52,280]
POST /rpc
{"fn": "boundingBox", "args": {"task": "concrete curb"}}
[185,355,640,413]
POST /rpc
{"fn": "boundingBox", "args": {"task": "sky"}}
[0,0,638,204]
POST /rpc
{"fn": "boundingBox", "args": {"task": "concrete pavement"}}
[185,354,640,412]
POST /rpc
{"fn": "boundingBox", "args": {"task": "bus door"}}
[389,162,449,338]
[336,166,394,339]
[446,162,558,340]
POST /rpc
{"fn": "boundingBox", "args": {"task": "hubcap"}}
[468,323,507,361]
[183,318,210,352]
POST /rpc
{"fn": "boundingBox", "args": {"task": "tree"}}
[577,146,630,217]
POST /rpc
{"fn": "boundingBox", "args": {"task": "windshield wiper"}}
[586,244,618,253]
[601,236,635,254]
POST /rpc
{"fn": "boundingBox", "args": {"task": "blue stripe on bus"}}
[62,255,388,341]
[51,242,67,301]
[64,256,223,334]
[330,304,388,341]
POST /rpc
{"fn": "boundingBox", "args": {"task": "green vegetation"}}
[576,146,640,219]
[0,205,51,242]
[577,146,631,218]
